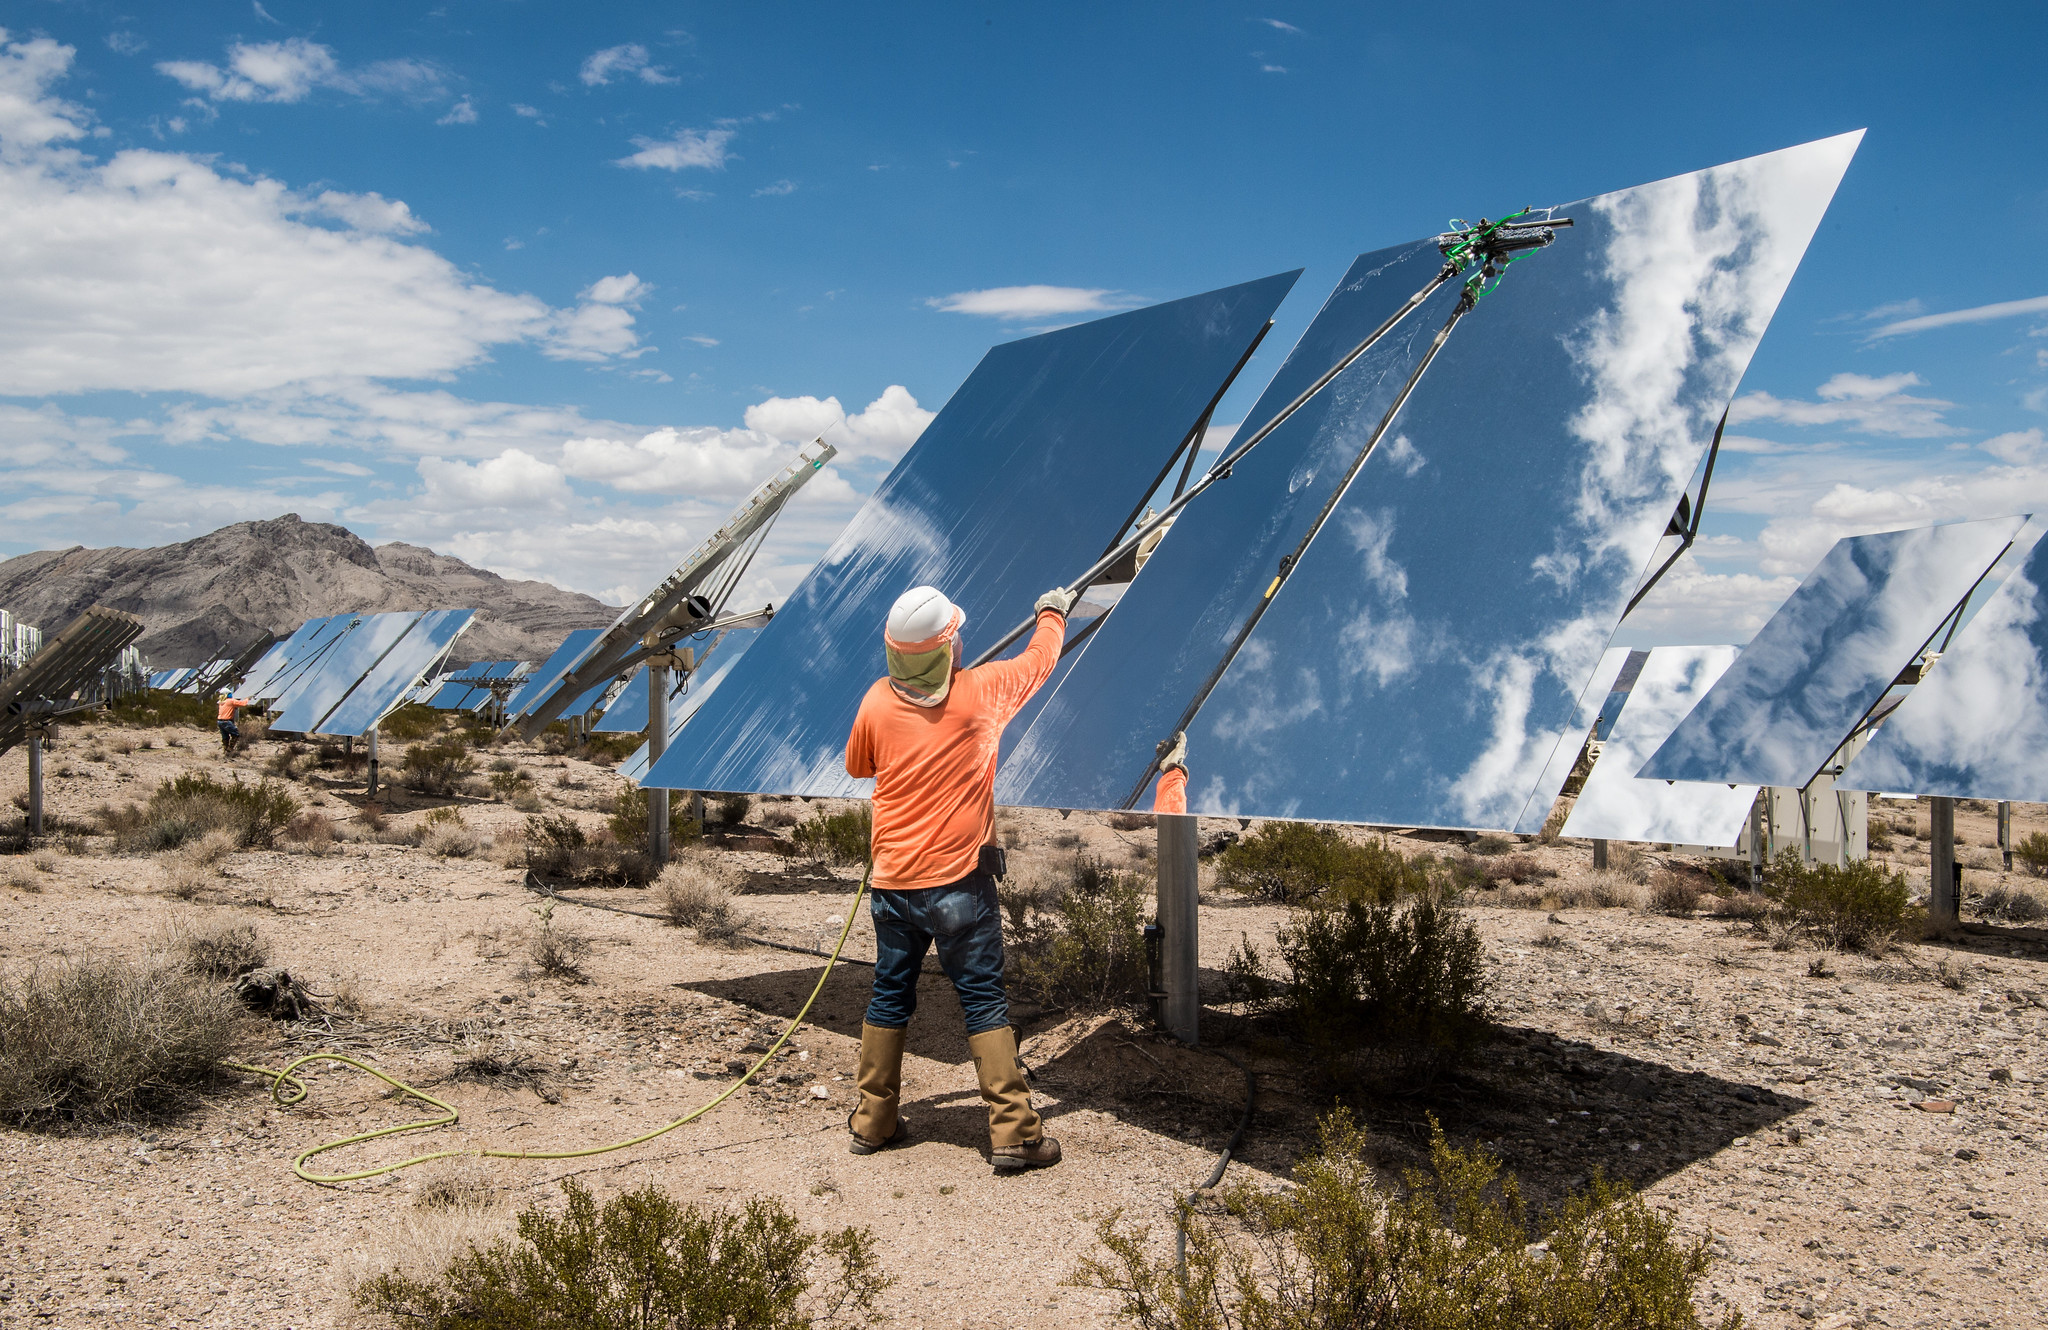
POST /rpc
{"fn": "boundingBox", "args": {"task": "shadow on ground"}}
[681,961,1806,1203]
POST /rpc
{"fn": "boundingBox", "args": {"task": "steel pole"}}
[366,727,379,799]
[647,662,671,866]
[27,728,44,836]
[1929,796,1958,923]
[1999,800,2013,871]
[1155,813,1200,1044]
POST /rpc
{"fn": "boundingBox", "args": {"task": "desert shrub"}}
[355,1178,887,1330]
[1708,889,1770,921]
[657,856,747,945]
[1649,870,1703,916]
[711,791,754,826]
[511,789,545,813]
[106,691,213,730]
[488,766,534,801]
[380,704,444,743]
[264,743,309,780]
[109,772,298,852]
[173,920,269,979]
[421,808,482,858]
[0,957,243,1125]
[525,901,589,979]
[579,733,642,765]
[1075,1108,1736,1330]
[283,810,337,850]
[1274,894,1490,1078]
[1866,819,1895,853]
[403,740,476,797]
[761,804,800,830]
[1106,810,1153,832]
[1457,852,1554,888]
[1004,857,1151,1010]
[1215,822,1437,905]
[791,806,872,867]
[1768,850,1910,951]
[1976,883,2047,923]
[525,814,656,888]
[607,786,704,853]
[2015,831,2048,876]
[1470,833,1515,856]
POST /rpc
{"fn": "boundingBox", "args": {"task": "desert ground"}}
[3,716,2047,1329]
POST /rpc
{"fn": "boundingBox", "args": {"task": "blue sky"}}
[1,2,2044,641]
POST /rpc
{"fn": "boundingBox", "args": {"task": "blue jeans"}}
[865,871,1008,1035]
[217,720,238,748]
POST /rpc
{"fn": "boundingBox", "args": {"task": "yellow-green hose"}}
[225,861,871,1185]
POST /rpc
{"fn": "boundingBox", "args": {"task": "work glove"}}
[1156,731,1188,773]
[1034,586,1077,617]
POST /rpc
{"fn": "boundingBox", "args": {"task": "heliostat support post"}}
[27,727,44,836]
[1155,813,1200,1044]
[366,728,379,799]
[1929,796,1958,923]
[647,659,671,866]
[1999,801,2013,871]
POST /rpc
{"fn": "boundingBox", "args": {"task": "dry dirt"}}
[3,721,2047,1329]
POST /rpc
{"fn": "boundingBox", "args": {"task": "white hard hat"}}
[885,585,965,647]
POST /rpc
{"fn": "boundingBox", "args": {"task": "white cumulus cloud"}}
[616,127,733,171]
[418,449,571,508]
[925,285,1136,320]
[580,43,676,86]
[744,385,934,461]
[156,38,450,105]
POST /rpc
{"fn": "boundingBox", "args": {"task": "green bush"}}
[712,791,754,826]
[380,703,445,742]
[403,740,477,796]
[1768,850,1911,951]
[608,787,703,852]
[791,806,872,866]
[1273,894,1491,1078]
[0,956,244,1126]
[355,1178,888,1329]
[104,772,299,851]
[106,690,215,730]
[1076,1108,1737,1330]
[1215,821,1440,905]
[579,733,642,765]
[1004,857,1151,1010]
[525,814,656,888]
[2015,831,2048,877]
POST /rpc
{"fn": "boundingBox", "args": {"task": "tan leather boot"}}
[848,1023,908,1154]
[968,1026,1060,1171]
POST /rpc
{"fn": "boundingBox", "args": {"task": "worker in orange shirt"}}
[216,695,255,755]
[844,583,1075,1172]
[1152,731,1188,814]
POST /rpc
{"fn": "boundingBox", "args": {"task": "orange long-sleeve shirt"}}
[217,698,252,722]
[846,609,1065,890]
[1152,766,1187,815]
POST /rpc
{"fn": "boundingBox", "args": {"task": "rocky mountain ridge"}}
[0,515,620,666]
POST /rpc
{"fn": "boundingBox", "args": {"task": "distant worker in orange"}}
[844,583,1075,1173]
[217,695,255,755]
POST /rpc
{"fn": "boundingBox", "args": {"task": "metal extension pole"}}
[1155,812,1201,1044]
[1999,801,2013,872]
[366,728,379,798]
[1929,796,1958,923]
[27,726,44,836]
[1121,295,1472,809]
[647,659,671,866]
[967,264,1459,670]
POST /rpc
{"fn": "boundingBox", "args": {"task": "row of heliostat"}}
[215,610,479,738]
[597,131,1929,833]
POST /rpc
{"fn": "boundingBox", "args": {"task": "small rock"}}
[1954,1148,1980,1161]
[809,1085,831,1100]
[725,1059,749,1076]
[1747,1033,1784,1047]
[1917,1099,1956,1114]
[1990,1067,2013,1083]
[1794,1055,1828,1067]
